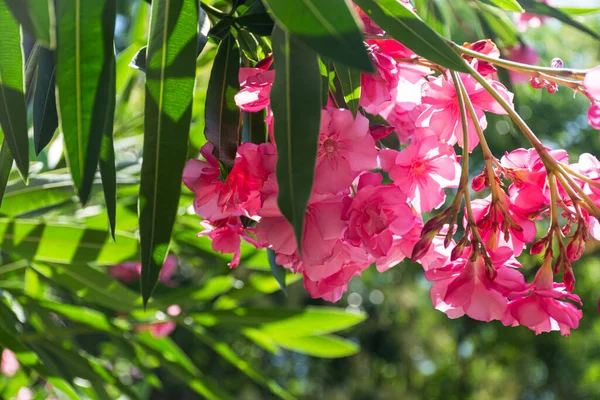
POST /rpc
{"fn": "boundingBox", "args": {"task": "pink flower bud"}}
[411,235,434,262]
[369,124,395,141]
[566,237,585,262]
[546,84,558,94]
[530,238,547,255]
[550,58,564,69]
[471,172,487,192]
[450,240,467,261]
[530,76,545,89]
[563,268,575,293]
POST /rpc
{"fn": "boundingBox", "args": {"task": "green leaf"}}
[0,140,13,207]
[193,307,366,336]
[272,335,359,358]
[332,63,361,117]
[33,47,59,155]
[246,109,267,144]
[354,0,469,73]
[476,5,519,48]
[476,0,524,12]
[31,263,140,312]
[0,1,29,179]
[136,333,235,400]
[0,181,74,217]
[270,26,322,252]
[204,34,241,166]
[190,326,296,400]
[519,0,600,40]
[5,0,56,48]
[99,49,117,238]
[153,275,234,304]
[236,12,274,36]
[55,0,117,204]
[235,28,267,63]
[267,248,286,294]
[0,219,138,265]
[558,7,600,16]
[140,0,198,305]
[262,0,373,72]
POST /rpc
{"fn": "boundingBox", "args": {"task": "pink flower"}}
[381,135,461,212]
[158,255,178,284]
[506,261,582,336]
[360,44,400,115]
[1,349,19,377]
[416,72,514,152]
[110,262,140,283]
[303,242,371,302]
[343,174,418,258]
[234,68,275,112]
[313,108,378,195]
[184,142,277,220]
[137,321,177,338]
[428,251,526,322]
[506,45,540,84]
[585,65,600,100]
[514,0,551,31]
[199,217,261,267]
[589,103,600,130]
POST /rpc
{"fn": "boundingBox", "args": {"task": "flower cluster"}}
[183,3,600,335]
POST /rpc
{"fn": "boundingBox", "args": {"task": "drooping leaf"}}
[270,26,322,252]
[235,28,267,63]
[24,42,40,101]
[193,307,366,335]
[55,0,117,204]
[519,0,600,40]
[0,140,13,207]
[354,0,469,73]
[262,0,373,72]
[0,0,30,178]
[204,34,241,166]
[271,334,359,358]
[139,0,198,305]
[476,0,524,12]
[5,0,56,48]
[332,63,361,117]
[0,219,138,265]
[99,48,117,238]
[267,248,286,294]
[476,5,520,48]
[31,263,140,312]
[33,47,59,155]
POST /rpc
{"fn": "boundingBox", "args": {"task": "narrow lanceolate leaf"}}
[270,26,322,253]
[33,48,59,155]
[55,0,117,205]
[333,63,361,117]
[140,0,198,305]
[0,1,29,179]
[0,219,138,265]
[5,0,56,48]
[354,0,469,73]
[204,34,240,167]
[262,0,372,72]
[476,0,524,12]
[519,0,600,40]
[0,140,13,207]
[99,49,117,238]
[267,248,286,294]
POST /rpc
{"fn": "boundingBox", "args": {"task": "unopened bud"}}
[561,221,572,236]
[471,173,487,192]
[563,267,575,293]
[256,54,274,70]
[450,239,467,261]
[484,256,497,281]
[530,238,547,255]
[369,125,395,141]
[566,237,585,262]
[530,76,545,89]
[550,58,564,69]
[546,83,558,94]
[411,235,434,262]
